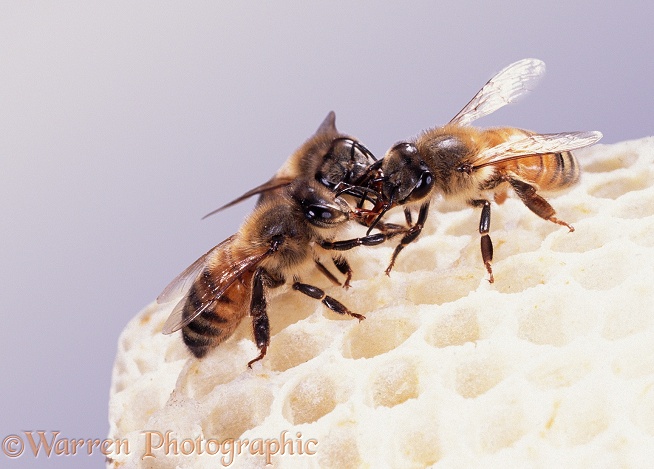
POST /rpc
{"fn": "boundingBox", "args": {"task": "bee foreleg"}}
[471,199,494,283]
[374,222,406,232]
[292,282,365,321]
[331,256,353,290]
[247,267,273,368]
[508,179,574,232]
[319,232,390,251]
[314,258,342,287]
[385,201,430,276]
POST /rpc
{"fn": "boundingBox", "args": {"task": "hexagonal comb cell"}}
[367,357,420,408]
[282,372,343,425]
[341,310,419,360]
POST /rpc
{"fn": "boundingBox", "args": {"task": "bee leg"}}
[374,221,406,232]
[472,199,494,283]
[509,178,574,232]
[385,202,430,276]
[314,258,342,286]
[292,282,365,321]
[319,231,394,251]
[404,208,413,226]
[331,256,353,290]
[247,268,284,368]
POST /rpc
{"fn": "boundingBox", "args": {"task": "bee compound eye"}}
[304,203,347,227]
[316,171,335,189]
[306,204,334,221]
[420,170,434,188]
[408,170,434,201]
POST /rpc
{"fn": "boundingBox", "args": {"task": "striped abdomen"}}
[181,270,251,358]
[502,151,580,191]
[482,127,580,191]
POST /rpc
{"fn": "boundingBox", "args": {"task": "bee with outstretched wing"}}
[359,58,602,281]
[157,179,394,367]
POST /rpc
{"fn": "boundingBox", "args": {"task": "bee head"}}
[316,137,377,190]
[381,142,434,205]
[289,180,350,229]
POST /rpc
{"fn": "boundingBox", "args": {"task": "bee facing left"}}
[156,179,390,367]
[357,58,602,282]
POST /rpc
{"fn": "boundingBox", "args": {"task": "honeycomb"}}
[107,137,654,468]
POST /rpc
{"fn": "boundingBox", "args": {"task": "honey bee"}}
[362,58,602,282]
[157,179,389,367]
[203,111,384,289]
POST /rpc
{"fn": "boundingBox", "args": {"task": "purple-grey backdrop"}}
[1,2,651,467]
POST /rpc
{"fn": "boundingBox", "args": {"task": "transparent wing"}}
[449,58,546,127]
[202,177,294,219]
[201,113,338,219]
[162,294,213,336]
[161,241,272,334]
[473,131,603,169]
[156,235,236,304]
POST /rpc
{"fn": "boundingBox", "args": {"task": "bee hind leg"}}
[508,179,574,232]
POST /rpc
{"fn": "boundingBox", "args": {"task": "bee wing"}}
[316,110,337,135]
[162,294,212,336]
[449,58,546,127]
[473,131,603,169]
[202,113,338,219]
[161,240,272,334]
[156,235,236,305]
[201,177,294,219]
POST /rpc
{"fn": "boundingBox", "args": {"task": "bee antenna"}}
[334,183,381,204]
[332,181,350,196]
[365,204,390,235]
[353,159,383,187]
[352,141,378,162]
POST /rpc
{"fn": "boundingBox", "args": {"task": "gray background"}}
[1,1,651,467]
